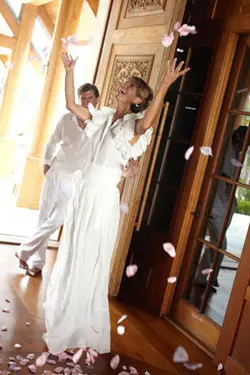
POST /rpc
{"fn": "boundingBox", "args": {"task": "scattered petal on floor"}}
[163,243,176,258]
[173,346,189,363]
[72,348,84,364]
[117,314,127,324]
[117,325,125,335]
[14,343,21,349]
[122,365,128,370]
[47,359,56,365]
[201,268,213,275]
[36,352,49,367]
[57,352,68,362]
[54,367,64,373]
[2,309,10,313]
[28,364,37,373]
[144,372,151,375]
[126,265,138,278]
[184,362,203,370]
[230,158,242,167]
[118,372,130,375]
[26,322,30,326]
[9,365,21,371]
[185,146,194,160]
[167,277,177,284]
[129,366,139,374]
[5,299,10,303]
[217,363,223,371]
[200,146,213,156]
[20,359,29,366]
[110,354,120,370]
[1,327,7,331]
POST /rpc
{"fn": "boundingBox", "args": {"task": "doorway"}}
[171,35,250,352]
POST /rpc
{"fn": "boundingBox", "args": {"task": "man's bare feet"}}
[15,252,28,270]
[26,267,42,277]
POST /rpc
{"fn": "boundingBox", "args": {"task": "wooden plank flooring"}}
[0,244,217,374]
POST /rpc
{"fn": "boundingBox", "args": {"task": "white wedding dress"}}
[43,106,152,354]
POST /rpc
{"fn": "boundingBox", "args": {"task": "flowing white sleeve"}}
[42,116,63,166]
[84,104,115,138]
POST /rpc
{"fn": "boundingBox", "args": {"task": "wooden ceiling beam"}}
[37,6,54,36]
[87,0,99,16]
[0,1,20,35]
[22,0,53,5]
[0,54,8,66]
[0,34,16,49]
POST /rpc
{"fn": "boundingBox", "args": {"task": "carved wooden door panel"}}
[94,0,186,296]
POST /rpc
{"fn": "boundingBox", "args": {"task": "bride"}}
[43,53,189,354]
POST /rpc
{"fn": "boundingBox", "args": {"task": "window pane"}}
[231,45,250,112]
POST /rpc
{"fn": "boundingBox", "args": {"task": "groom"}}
[16,83,101,276]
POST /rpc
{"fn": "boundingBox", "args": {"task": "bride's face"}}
[116,79,142,107]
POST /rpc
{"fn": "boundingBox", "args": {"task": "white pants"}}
[17,168,73,270]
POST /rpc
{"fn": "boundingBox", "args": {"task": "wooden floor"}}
[0,244,217,374]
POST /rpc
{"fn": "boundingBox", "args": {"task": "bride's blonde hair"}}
[130,76,153,114]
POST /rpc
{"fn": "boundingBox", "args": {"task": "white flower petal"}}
[72,348,84,364]
[163,242,176,257]
[185,146,194,160]
[110,354,120,370]
[117,325,125,335]
[35,353,49,367]
[168,276,177,284]
[217,363,223,371]
[201,268,213,275]
[14,343,21,349]
[184,362,203,370]
[173,346,189,363]
[200,146,213,156]
[230,158,242,167]
[126,265,138,278]
[118,314,127,324]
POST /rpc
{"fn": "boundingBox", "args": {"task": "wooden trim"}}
[197,238,241,262]
[136,102,169,231]
[230,109,250,116]
[87,0,99,16]
[37,6,54,36]
[172,299,220,351]
[224,357,250,375]
[244,286,250,302]
[0,0,20,35]
[23,0,53,5]
[0,34,16,49]
[161,31,239,316]
[215,226,250,363]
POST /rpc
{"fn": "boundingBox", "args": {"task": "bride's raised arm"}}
[60,52,91,122]
[135,59,190,135]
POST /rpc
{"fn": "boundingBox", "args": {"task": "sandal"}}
[15,252,28,270]
[26,267,42,277]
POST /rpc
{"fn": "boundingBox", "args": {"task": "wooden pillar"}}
[17,0,84,209]
[0,5,37,178]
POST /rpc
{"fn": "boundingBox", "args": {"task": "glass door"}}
[172,35,250,352]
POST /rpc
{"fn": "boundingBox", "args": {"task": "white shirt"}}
[43,112,92,174]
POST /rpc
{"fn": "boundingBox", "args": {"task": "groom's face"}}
[80,90,99,108]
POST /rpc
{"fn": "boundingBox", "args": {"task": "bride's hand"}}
[60,52,78,71]
[162,58,190,87]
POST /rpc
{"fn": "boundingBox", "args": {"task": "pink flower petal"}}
[57,352,69,362]
[54,367,64,373]
[117,314,127,324]
[9,365,21,371]
[184,362,203,370]
[26,321,30,326]
[174,21,181,30]
[185,146,194,160]
[126,265,138,278]
[2,309,10,313]
[200,146,213,156]
[5,298,10,303]
[176,23,197,37]
[217,363,223,371]
[129,366,139,374]
[168,276,177,284]
[28,364,37,373]
[201,268,213,275]
[72,348,84,364]
[161,32,175,48]
[118,372,130,375]
[47,359,56,364]
[20,359,29,366]
[110,354,120,370]
[163,242,176,258]
[14,343,21,349]
[1,327,7,331]
[35,352,49,367]
[120,203,129,214]
[117,325,125,335]
[144,372,151,375]
[173,346,189,363]
[231,158,242,167]
[122,365,128,370]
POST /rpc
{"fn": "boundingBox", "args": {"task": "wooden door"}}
[170,34,250,352]
[94,0,187,296]
[118,0,222,313]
